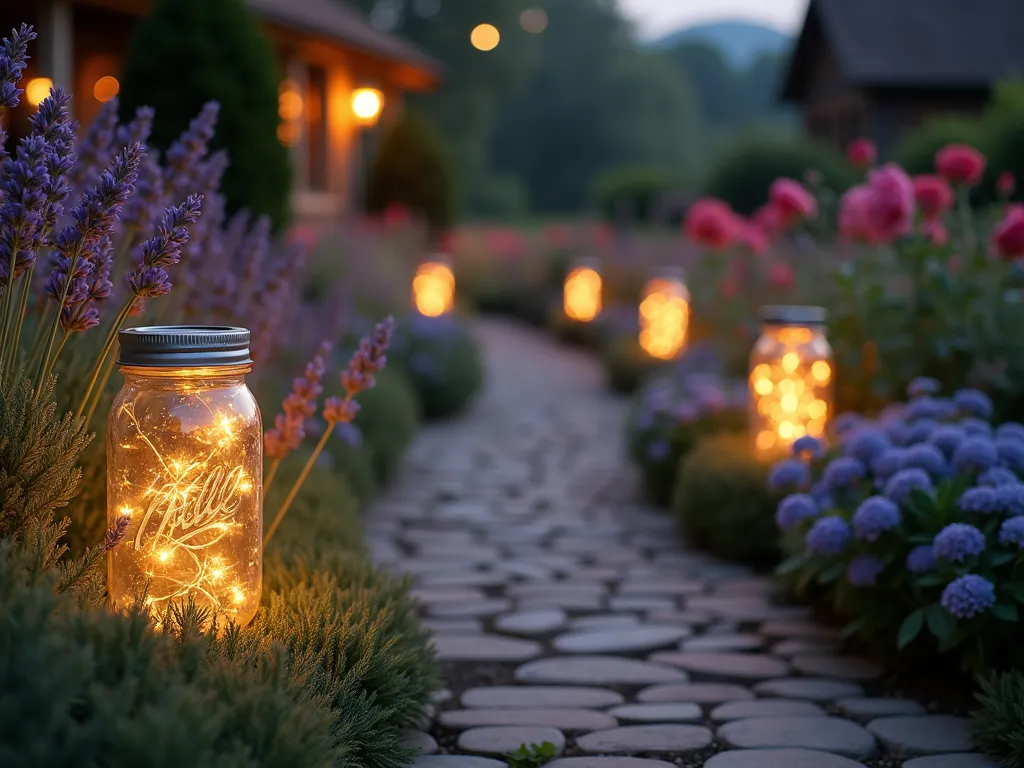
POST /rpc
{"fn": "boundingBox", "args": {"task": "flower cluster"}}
[324,316,395,425]
[264,342,332,460]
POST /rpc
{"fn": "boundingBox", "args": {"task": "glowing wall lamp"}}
[351,87,384,127]
[638,267,690,361]
[564,258,602,323]
[25,77,53,106]
[413,255,455,317]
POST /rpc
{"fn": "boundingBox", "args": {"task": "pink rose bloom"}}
[847,138,877,169]
[767,261,795,290]
[865,164,915,241]
[685,198,739,250]
[998,171,1016,197]
[752,204,782,238]
[993,204,1024,259]
[769,178,817,227]
[838,185,879,244]
[935,144,986,187]
[912,175,954,219]
[738,220,769,255]
[919,218,948,245]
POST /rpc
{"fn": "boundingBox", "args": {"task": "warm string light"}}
[564,265,602,322]
[749,324,833,458]
[413,260,455,317]
[639,276,690,360]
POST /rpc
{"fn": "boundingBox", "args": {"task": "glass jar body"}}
[639,277,690,360]
[749,324,834,458]
[107,365,262,627]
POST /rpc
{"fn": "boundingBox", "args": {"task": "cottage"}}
[782,0,1024,157]
[2,0,439,221]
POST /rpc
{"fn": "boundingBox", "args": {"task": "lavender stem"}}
[263,457,281,496]
[77,298,135,418]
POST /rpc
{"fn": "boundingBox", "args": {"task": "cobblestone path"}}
[368,319,991,768]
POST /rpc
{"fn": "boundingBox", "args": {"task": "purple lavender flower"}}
[0,135,47,282]
[979,467,1020,487]
[103,513,131,552]
[883,467,933,503]
[120,151,165,240]
[952,437,999,475]
[115,105,155,149]
[821,456,866,493]
[806,515,851,555]
[647,439,670,462]
[907,376,941,399]
[164,101,220,200]
[68,97,118,192]
[996,484,1024,516]
[955,388,994,419]
[125,195,203,300]
[265,343,332,457]
[852,495,901,541]
[125,266,171,299]
[940,574,995,619]
[847,555,884,587]
[996,438,1024,474]
[928,426,966,458]
[959,486,1000,514]
[996,422,1024,444]
[999,516,1024,548]
[792,435,824,459]
[0,24,35,109]
[960,417,993,438]
[901,443,947,478]
[906,545,935,573]
[341,316,395,397]
[29,88,75,241]
[775,493,819,531]
[767,458,810,493]
[932,523,986,562]
[57,236,114,334]
[872,448,906,481]
[844,427,891,465]
[336,422,363,447]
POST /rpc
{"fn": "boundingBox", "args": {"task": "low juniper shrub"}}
[971,669,1024,768]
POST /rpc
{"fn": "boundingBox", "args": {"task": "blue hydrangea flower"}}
[996,438,1024,474]
[647,439,670,462]
[792,435,825,459]
[847,555,885,587]
[932,523,986,562]
[907,377,941,399]
[821,456,866,493]
[904,419,938,445]
[996,484,1024,516]
[901,443,947,478]
[906,397,946,422]
[809,481,835,510]
[979,467,1021,487]
[952,437,999,475]
[906,544,936,573]
[775,494,819,531]
[872,448,906,481]
[883,468,933,503]
[806,515,851,555]
[959,486,1000,514]
[928,426,966,458]
[996,422,1024,444]
[879,402,906,423]
[834,412,864,437]
[884,422,910,446]
[844,428,891,465]
[767,458,810,493]
[960,417,994,437]
[954,388,994,419]
[999,516,1024,548]
[940,574,995,619]
[852,496,901,541]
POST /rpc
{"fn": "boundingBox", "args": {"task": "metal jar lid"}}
[760,305,828,327]
[117,326,252,367]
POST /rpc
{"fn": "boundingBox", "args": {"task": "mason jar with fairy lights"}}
[749,306,833,458]
[107,326,262,627]
[413,254,455,317]
[639,266,690,361]
[563,257,602,322]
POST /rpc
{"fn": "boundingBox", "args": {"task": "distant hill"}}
[652,21,792,69]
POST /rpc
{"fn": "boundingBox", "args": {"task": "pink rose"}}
[738,219,769,255]
[685,198,739,250]
[847,138,877,169]
[769,178,817,227]
[919,218,948,246]
[767,261,795,290]
[993,205,1024,259]
[912,175,954,219]
[935,144,986,187]
[865,164,915,242]
[752,204,782,238]
[838,185,879,244]
[998,171,1016,197]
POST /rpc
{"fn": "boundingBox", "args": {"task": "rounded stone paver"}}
[791,655,884,681]
[570,615,641,631]
[440,709,616,731]
[836,697,927,721]
[710,699,828,722]
[495,608,568,636]
[866,715,973,755]
[637,683,754,704]
[554,627,690,655]
[515,656,688,686]
[606,703,703,723]
[411,757,507,768]
[754,678,865,702]
[457,726,566,756]
[428,599,511,618]
[649,652,789,681]
[717,716,876,758]
[547,759,677,768]
[609,596,677,612]
[461,686,624,709]
[681,634,764,653]
[401,730,439,754]
[770,638,840,657]
[902,756,998,768]
[646,610,714,628]
[576,725,714,754]
[433,634,542,662]
[759,620,843,640]
[703,748,869,768]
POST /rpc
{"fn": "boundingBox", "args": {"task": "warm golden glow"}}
[520,8,549,33]
[564,265,602,322]
[93,75,120,103]
[351,87,384,125]
[471,23,501,51]
[277,121,301,147]
[107,367,262,628]
[413,260,455,317]
[638,276,690,360]
[749,320,834,459]
[278,82,303,121]
[25,77,53,106]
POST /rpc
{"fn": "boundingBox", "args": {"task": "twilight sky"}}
[619,0,810,38]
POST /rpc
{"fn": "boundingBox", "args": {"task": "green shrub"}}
[604,336,663,395]
[894,115,986,176]
[366,109,456,234]
[673,433,779,565]
[119,0,290,229]
[593,165,679,225]
[393,314,484,420]
[352,366,420,487]
[703,134,855,214]
[971,670,1024,768]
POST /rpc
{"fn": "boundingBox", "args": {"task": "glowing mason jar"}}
[108,326,262,627]
[413,255,455,317]
[749,306,833,458]
[564,258,602,322]
[639,267,690,360]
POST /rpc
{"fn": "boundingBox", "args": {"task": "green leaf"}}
[817,561,846,585]
[915,572,948,588]
[1010,583,1024,603]
[840,616,866,639]
[992,603,1019,622]
[776,554,807,576]
[897,608,925,648]
[925,603,957,641]
[988,551,1017,567]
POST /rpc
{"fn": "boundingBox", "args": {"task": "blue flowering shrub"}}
[626,347,747,505]
[392,312,484,420]
[774,378,1024,672]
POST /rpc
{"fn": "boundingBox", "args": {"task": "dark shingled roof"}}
[247,0,439,76]
[784,0,1024,99]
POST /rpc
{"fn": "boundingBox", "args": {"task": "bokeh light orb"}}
[471,23,501,51]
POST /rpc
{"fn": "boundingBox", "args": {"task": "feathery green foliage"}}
[971,670,1024,767]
